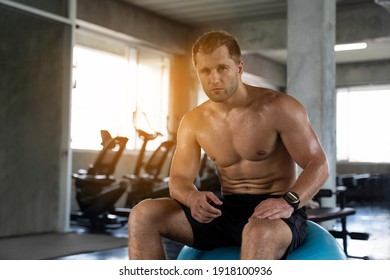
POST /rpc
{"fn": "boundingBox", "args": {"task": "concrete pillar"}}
[0,1,74,237]
[287,0,336,207]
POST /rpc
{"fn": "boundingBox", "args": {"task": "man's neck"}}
[217,82,250,111]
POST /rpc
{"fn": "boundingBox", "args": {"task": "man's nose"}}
[210,70,220,84]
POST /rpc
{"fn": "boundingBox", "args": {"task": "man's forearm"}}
[169,177,199,207]
[292,158,329,207]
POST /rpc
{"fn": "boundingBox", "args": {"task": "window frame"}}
[71,27,171,151]
[336,84,390,163]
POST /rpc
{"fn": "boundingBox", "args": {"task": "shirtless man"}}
[128,31,329,260]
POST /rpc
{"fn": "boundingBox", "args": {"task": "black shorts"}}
[177,194,307,258]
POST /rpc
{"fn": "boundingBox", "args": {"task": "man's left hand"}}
[249,198,294,220]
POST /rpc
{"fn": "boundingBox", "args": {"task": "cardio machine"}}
[71,130,129,228]
[121,128,176,208]
[71,115,177,228]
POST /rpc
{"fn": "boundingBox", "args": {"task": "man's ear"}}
[238,60,244,75]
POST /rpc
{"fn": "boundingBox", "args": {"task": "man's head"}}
[192,31,244,104]
[192,31,242,66]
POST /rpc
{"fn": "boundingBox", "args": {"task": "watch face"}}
[286,192,299,203]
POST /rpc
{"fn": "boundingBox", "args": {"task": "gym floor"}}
[56,200,390,260]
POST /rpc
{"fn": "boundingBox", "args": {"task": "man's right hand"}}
[188,191,223,223]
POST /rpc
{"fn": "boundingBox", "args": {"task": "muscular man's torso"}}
[192,87,297,195]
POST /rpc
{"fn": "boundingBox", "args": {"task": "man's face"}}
[195,45,243,103]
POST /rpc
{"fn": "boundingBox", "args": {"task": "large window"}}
[71,30,170,151]
[337,85,390,163]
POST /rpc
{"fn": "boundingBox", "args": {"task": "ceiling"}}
[120,0,288,27]
[118,0,390,64]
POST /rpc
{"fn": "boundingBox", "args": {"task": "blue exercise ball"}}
[177,220,346,260]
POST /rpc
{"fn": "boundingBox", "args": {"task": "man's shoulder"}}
[251,86,300,106]
[185,101,213,119]
[246,85,281,99]
[247,86,306,118]
[179,103,206,126]
[248,86,286,106]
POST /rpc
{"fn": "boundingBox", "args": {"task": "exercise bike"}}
[120,130,176,207]
[71,122,172,226]
[71,130,129,229]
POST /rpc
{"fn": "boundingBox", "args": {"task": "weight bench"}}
[306,186,370,259]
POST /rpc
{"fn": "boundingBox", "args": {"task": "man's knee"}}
[242,219,274,244]
[241,219,291,259]
[128,199,160,228]
[129,198,179,229]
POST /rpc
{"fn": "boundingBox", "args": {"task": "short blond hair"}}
[192,31,242,66]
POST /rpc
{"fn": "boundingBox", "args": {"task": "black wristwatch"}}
[283,191,300,211]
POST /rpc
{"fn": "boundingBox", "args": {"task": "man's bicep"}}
[170,117,201,181]
[170,143,201,181]
[288,124,325,168]
[279,103,325,169]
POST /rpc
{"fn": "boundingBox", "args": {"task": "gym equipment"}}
[105,112,177,207]
[132,129,163,176]
[337,173,385,203]
[71,122,176,226]
[71,131,129,228]
[307,186,370,259]
[177,220,347,260]
[123,136,176,207]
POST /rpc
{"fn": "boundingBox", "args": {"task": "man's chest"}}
[196,118,280,166]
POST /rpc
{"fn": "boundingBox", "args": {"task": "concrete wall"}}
[337,60,390,87]
[77,0,189,55]
[0,2,73,237]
